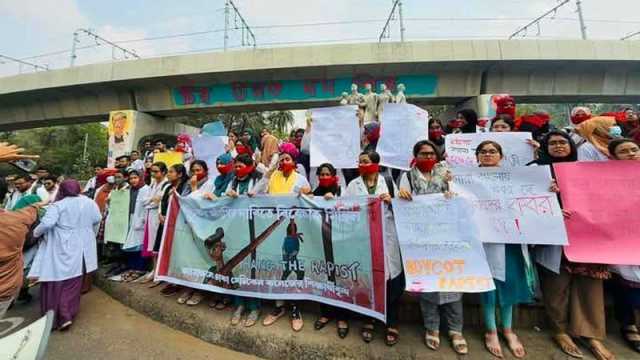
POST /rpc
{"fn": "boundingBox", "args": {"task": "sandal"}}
[160,284,180,296]
[290,306,303,332]
[553,333,583,358]
[584,339,616,360]
[449,331,468,355]
[360,323,374,343]
[385,327,399,347]
[262,306,286,326]
[138,271,154,284]
[424,330,440,350]
[186,291,204,306]
[231,306,244,326]
[244,309,260,327]
[314,317,331,330]
[215,297,232,310]
[502,330,526,359]
[485,332,504,358]
[337,320,349,339]
[621,326,640,353]
[148,280,163,289]
[177,289,194,304]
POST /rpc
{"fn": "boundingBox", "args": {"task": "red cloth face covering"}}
[235,165,254,178]
[195,172,207,181]
[415,158,437,173]
[279,163,296,173]
[571,113,591,125]
[236,145,250,155]
[318,176,338,187]
[217,163,233,175]
[429,129,444,139]
[358,163,379,176]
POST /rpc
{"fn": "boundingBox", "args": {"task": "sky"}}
[2,0,640,77]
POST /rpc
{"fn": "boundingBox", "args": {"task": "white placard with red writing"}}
[392,195,495,293]
[451,165,568,245]
[445,132,534,167]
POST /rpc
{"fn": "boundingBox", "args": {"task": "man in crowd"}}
[130,151,145,172]
[142,140,154,161]
[43,174,59,202]
[154,139,167,153]
[83,165,103,197]
[115,155,131,170]
[5,175,42,210]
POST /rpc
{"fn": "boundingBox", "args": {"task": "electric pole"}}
[576,0,587,40]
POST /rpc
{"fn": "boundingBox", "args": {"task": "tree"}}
[178,111,295,138]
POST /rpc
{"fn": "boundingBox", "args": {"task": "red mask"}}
[236,145,250,155]
[477,119,489,128]
[176,142,186,153]
[358,163,379,176]
[217,163,233,175]
[448,119,465,129]
[429,129,444,140]
[415,158,438,173]
[235,165,254,178]
[318,176,338,188]
[292,138,302,148]
[571,113,591,125]
[279,162,296,173]
[195,172,207,181]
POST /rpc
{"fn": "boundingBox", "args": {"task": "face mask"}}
[106,176,115,184]
[448,119,464,129]
[279,162,297,173]
[571,113,591,125]
[318,176,338,188]
[609,126,623,138]
[292,138,302,148]
[358,163,379,176]
[415,158,438,173]
[114,178,124,185]
[235,165,254,178]
[217,163,233,175]
[195,172,207,181]
[428,129,444,140]
[236,145,250,155]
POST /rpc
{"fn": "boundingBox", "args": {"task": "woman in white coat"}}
[28,179,101,330]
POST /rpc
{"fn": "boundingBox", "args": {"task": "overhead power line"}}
[379,0,406,42]
[509,0,573,39]
[224,0,256,51]
[621,30,640,40]
[0,54,49,72]
[70,28,140,67]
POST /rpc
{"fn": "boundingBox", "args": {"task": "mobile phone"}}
[10,159,38,172]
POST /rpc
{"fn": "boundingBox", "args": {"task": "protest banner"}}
[377,103,429,170]
[104,189,130,245]
[451,165,568,245]
[154,151,184,168]
[107,110,136,168]
[156,195,388,321]
[554,161,640,265]
[393,195,495,293]
[192,134,228,177]
[310,106,360,169]
[445,132,534,167]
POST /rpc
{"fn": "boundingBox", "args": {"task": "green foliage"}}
[178,111,295,138]
[0,123,108,179]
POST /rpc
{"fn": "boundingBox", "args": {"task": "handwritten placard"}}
[393,195,495,293]
[445,132,534,167]
[377,103,429,170]
[451,165,568,245]
[310,106,360,169]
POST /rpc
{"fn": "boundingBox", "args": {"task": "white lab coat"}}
[143,179,169,253]
[344,175,402,280]
[123,185,151,251]
[29,196,102,282]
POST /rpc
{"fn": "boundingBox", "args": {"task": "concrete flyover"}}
[1,39,640,130]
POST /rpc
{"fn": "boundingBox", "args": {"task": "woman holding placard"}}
[345,150,404,347]
[607,138,640,353]
[531,131,615,360]
[397,140,468,355]
[475,141,535,359]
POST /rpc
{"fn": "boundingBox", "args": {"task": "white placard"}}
[192,135,228,177]
[451,165,568,245]
[445,132,534,167]
[393,195,495,293]
[310,105,360,169]
[377,103,429,170]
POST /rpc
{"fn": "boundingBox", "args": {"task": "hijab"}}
[260,134,279,166]
[214,153,235,197]
[55,179,81,202]
[575,116,616,157]
[278,142,300,161]
[242,128,259,152]
[529,130,578,165]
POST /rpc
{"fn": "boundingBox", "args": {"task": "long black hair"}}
[313,163,341,196]
[457,109,478,133]
[170,164,190,193]
[529,130,577,165]
[412,140,443,162]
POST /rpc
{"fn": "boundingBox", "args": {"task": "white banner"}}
[451,165,568,245]
[392,195,495,293]
[445,132,534,167]
[377,104,429,170]
[310,106,360,169]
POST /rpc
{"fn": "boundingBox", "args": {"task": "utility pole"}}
[576,0,587,40]
[379,0,405,42]
[398,0,406,42]
[224,0,230,51]
[70,28,140,67]
[83,133,89,160]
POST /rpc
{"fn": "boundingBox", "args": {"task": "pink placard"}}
[553,161,640,265]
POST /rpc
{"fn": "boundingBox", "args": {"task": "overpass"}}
[1,39,640,130]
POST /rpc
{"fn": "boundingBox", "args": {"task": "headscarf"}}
[96,168,119,188]
[175,133,192,153]
[364,122,381,145]
[529,130,577,165]
[242,128,259,152]
[278,142,300,161]
[575,116,616,157]
[127,169,146,189]
[260,134,279,166]
[570,106,592,125]
[55,179,82,202]
[214,153,235,197]
[494,95,516,119]
[12,194,41,211]
[519,112,551,140]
